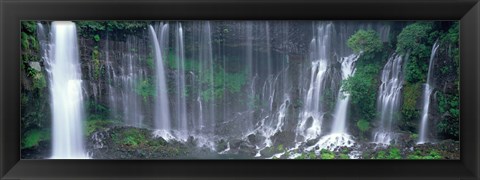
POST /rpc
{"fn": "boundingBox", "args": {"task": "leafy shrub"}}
[135,78,156,102]
[342,62,382,121]
[436,92,459,139]
[356,119,370,133]
[405,58,426,84]
[396,22,434,54]
[407,150,442,159]
[93,34,101,42]
[375,148,401,159]
[339,154,350,159]
[347,30,383,54]
[320,149,335,159]
[31,70,47,90]
[22,129,50,149]
[387,148,402,159]
[376,151,386,159]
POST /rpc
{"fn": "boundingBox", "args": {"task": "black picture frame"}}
[1,0,479,179]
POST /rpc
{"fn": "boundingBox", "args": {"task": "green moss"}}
[387,148,402,159]
[356,119,370,133]
[146,56,155,69]
[410,133,419,140]
[374,148,402,159]
[407,150,442,159]
[86,119,117,136]
[320,149,335,160]
[92,46,102,79]
[375,151,386,159]
[401,83,421,129]
[93,34,101,42]
[200,67,246,102]
[25,68,47,90]
[339,154,350,159]
[134,78,156,102]
[22,129,50,149]
[112,128,147,148]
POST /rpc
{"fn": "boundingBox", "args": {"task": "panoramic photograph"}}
[20,20,460,159]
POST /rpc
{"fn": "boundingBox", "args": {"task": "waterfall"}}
[197,21,215,135]
[104,34,147,127]
[331,54,358,133]
[373,53,405,145]
[418,41,440,144]
[245,21,255,132]
[149,24,171,133]
[47,21,88,159]
[174,23,188,136]
[304,54,358,152]
[296,23,333,141]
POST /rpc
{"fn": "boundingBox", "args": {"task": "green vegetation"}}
[400,83,421,131]
[200,68,246,102]
[436,92,460,139]
[22,129,50,149]
[342,58,383,122]
[21,21,51,147]
[356,119,370,133]
[343,29,390,134]
[76,21,149,41]
[21,21,44,87]
[294,151,317,159]
[135,78,156,102]
[165,52,247,101]
[407,150,442,159]
[347,30,383,54]
[86,119,112,136]
[320,149,335,159]
[166,52,201,72]
[339,153,350,159]
[92,46,102,79]
[93,34,101,42]
[146,55,155,69]
[112,128,147,148]
[32,70,47,90]
[396,22,434,55]
[374,148,401,159]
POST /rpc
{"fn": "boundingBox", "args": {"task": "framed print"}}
[1,0,479,179]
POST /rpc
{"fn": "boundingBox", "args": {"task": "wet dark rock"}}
[216,139,228,152]
[305,138,319,147]
[271,131,296,148]
[247,134,258,144]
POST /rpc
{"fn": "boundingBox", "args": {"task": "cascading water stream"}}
[149,24,172,136]
[373,54,405,145]
[417,41,440,144]
[175,23,188,136]
[47,21,88,159]
[197,21,215,135]
[331,54,358,134]
[296,23,333,142]
[305,54,358,152]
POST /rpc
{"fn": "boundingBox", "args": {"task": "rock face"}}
[86,126,211,159]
